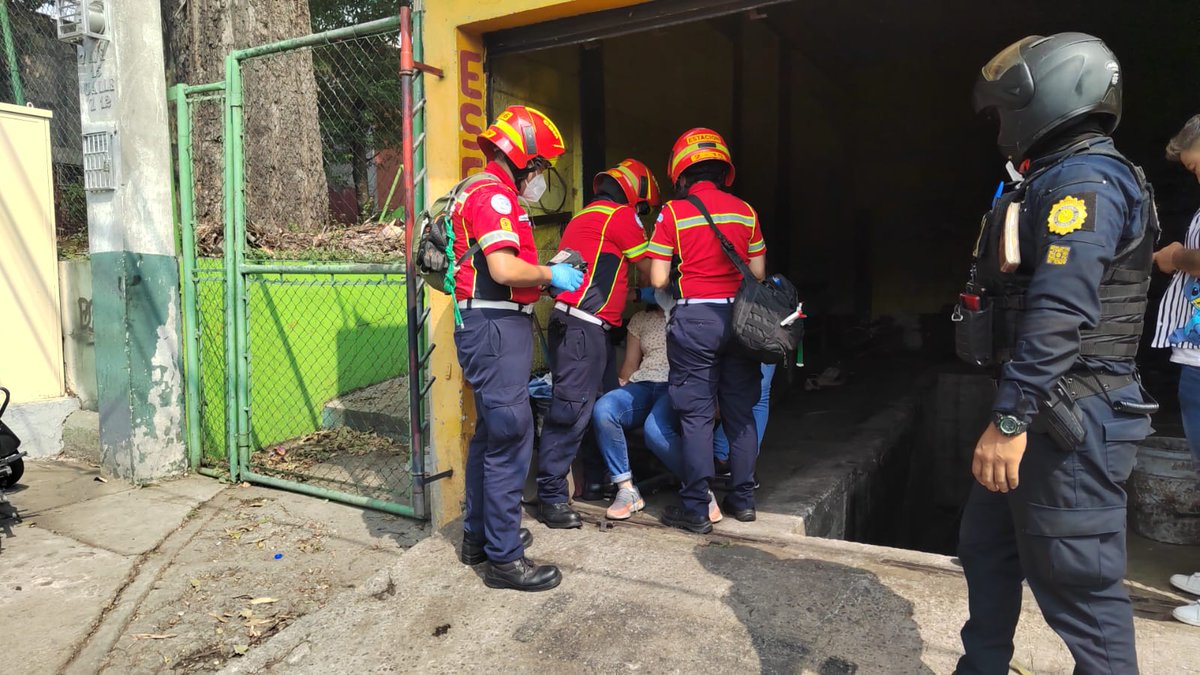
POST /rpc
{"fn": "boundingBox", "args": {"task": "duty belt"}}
[456,299,534,315]
[1060,371,1136,400]
[677,297,734,305]
[553,302,611,330]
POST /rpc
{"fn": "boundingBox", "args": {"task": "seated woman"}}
[592,301,722,522]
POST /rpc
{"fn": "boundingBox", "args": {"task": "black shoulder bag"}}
[685,196,801,364]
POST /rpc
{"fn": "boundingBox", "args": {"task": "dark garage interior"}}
[485,0,1200,552]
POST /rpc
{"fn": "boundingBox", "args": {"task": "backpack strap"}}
[685,195,757,284]
[452,173,506,266]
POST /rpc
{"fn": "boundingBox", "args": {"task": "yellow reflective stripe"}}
[647,241,673,256]
[490,119,525,151]
[579,204,618,218]
[675,213,756,231]
[671,140,730,168]
[623,242,649,258]
[748,239,766,253]
[478,230,520,249]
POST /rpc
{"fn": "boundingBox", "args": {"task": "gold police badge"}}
[1047,195,1088,236]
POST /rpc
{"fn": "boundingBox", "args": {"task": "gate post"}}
[76,0,186,481]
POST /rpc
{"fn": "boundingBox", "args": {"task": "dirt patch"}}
[256,428,407,475]
[96,486,425,673]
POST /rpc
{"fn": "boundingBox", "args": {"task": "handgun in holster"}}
[1036,380,1087,452]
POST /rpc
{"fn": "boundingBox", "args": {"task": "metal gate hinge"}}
[413,61,444,78]
[418,469,453,486]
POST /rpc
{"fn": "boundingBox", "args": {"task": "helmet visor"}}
[981,36,1043,82]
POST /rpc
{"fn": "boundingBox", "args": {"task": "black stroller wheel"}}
[1,457,22,489]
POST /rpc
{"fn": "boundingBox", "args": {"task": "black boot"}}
[661,505,713,534]
[484,557,562,591]
[538,502,582,529]
[460,528,533,565]
[720,497,757,522]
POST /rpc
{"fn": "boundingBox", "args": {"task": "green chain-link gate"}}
[172,9,433,518]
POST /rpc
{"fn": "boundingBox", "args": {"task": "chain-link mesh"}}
[180,91,228,470]
[0,1,86,254]
[230,24,414,510]
[237,29,405,261]
[244,273,411,504]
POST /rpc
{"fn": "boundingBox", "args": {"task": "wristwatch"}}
[993,413,1028,437]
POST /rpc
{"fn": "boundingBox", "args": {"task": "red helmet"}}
[667,127,735,186]
[593,158,661,208]
[478,105,566,170]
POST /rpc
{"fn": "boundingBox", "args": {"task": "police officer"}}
[957,34,1157,672]
[647,128,766,533]
[452,105,584,591]
[536,159,660,528]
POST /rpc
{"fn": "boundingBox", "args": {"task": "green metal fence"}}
[173,11,432,519]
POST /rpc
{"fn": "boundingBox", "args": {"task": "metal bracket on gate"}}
[418,469,453,486]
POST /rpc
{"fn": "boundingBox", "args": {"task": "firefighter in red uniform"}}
[647,128,767,534]
[536,159,660,528]
[452,105,584,591]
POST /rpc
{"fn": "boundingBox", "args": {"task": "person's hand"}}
[618,377,628,387]
[549,264,584,292]
[1155,241,1184,275]
[972,423,1027,493]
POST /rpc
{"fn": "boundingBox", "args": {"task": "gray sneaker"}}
[605,487,645,520]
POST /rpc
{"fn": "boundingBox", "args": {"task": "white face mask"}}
[521,172,547,203]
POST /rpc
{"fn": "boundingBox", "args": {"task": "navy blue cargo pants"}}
[666,302,762,518]
[537,310,610,504]
[957,382,1153,675]
[455,307,535,564]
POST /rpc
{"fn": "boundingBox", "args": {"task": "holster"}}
[1034,379,1087,452]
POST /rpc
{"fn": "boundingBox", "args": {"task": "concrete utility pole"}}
[69,0,186,481]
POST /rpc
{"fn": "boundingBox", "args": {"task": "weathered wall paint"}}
[0,103,66,404]
[423,0,650,526]
[59,260,98,411]
[92,252,187,482]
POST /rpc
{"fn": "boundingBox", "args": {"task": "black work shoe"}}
[581,481,615,502]
[484,557,562,592]
[720,497,756,522]
[661,505,713,534]
[538,502,583,529]
[460,528,533,565]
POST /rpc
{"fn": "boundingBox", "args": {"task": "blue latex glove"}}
[549,263,584,292]
[637,287,656,303]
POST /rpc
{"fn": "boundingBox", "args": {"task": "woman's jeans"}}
[1178,365,1200,473]
[714,362,776,462]
[592,381,673,483]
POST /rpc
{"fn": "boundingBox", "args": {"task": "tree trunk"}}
[351,134,371,221]
[162,0,330,249]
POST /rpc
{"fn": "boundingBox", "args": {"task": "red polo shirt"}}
[646,181,765,299]
[451,162,541,304]
[554,199,648,327]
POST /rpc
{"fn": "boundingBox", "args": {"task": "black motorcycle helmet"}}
[973,33,1122,163]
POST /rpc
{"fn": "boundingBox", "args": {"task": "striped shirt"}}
[1152,206,1200,362]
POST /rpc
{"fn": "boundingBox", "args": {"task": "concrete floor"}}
[0,459,427,674]
[222,518,1200,675]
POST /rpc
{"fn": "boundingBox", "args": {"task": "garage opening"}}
[484,1,1200,551]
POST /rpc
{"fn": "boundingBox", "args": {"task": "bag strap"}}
[450,173,504,266]
[685,195,757,284]
[0,387,9,418]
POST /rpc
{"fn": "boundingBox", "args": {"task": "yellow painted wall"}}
[0,103,65,403]
[422,0,650,526]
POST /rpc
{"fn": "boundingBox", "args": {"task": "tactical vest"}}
[967,143,1158,365]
